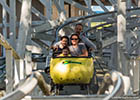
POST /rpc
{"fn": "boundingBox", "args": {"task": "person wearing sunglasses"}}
[69,34,88,57]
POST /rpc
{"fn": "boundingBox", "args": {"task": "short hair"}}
[70,34,80,40]
[60,36,69,41]
[75,23,83,28]
[62,46,70,52]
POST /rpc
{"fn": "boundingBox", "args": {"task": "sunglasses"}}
[71,38,78,40]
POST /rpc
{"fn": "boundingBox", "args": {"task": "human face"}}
[61,38,68,47]
[62,49,69,56]
[71,35,79,45]
[75,25,83,35]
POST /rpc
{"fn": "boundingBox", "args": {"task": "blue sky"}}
[91,6,114,13]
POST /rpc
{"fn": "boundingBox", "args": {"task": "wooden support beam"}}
[128,41,140,54]
[53,0,63,13]
[110,43,117,70]
[25,51,32,76]
[102,36,117,48]
[19,59,25,80]
[39,0,52,20]
[32,33,55,41]
[59,0,66,14]
[127,0,132,8]
[64,0,94,14]
[32,38,49,55]
[18,0,46,20]
[9,0,16,48]
[135,0,140,94]
[84,0,92,10]
[31,7,46,20]
[54,0,66,21]
[2,2,7,38]
[133,60,140,93]
[108,0,117,10]
[16,0,32,58]
[45,0,52,20]
[0,33,20,59]
[31,20,58,33]
[84,0,92,27]
[2,0,7,57]
[108,0,115,5]
[95,0,109,12]
[6,50,14,94]
[117,0,128,75]
[102,30,138,48]
[0,0,12,14]
[14,61,20,87]
[117,0,126,46]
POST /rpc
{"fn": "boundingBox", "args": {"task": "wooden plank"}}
[9,0,16,48]
[59,0,65,13]
[84,0,92,9]
[2,1,7,57]
[31,38,50,55]
[102,36,117,48]
[16,0,32,58]
[117,0,126,46]
[117,0,128,75]
[31,20,58,33]
[0,0,12,14]
[19,59,25,80]
[133,58,140,93]
[6,50,14,94]
[18,0,46,20]
[108,0,115,5]
[95,0,109,12]
[54,0,66,21]
[45,0,52,20]
[64,0,94,14]
[39,0,52,19]
[32,33,55,41]
[0,33,20,59]
[127,0,132,8]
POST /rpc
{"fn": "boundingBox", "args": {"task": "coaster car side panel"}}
[50,57,94,84]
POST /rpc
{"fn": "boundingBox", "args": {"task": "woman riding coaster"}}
[69,34,88,57]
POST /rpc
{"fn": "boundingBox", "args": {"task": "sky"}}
[91,6,114,13]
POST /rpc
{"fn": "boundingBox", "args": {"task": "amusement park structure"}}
[0,0,140,100]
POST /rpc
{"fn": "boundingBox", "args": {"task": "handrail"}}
[103,71,123,100]
[0,71,51,100]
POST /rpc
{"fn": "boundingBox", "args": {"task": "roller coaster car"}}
[49,56,99,94]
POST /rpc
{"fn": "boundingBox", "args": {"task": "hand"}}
[89,48,94,51]
[51,46,58,52]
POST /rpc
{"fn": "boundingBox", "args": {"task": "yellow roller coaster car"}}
[50,57,94,84]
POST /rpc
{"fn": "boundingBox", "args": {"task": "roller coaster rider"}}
[75,23,97,56]
[51,36,69,57]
